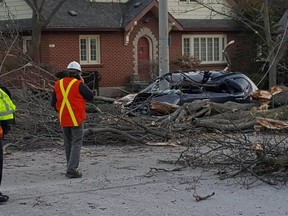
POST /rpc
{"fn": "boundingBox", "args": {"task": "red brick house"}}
[1,0,246,96]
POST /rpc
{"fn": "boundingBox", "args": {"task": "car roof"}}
[163,70,244,84]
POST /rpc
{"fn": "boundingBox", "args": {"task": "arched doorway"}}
[137,37,150,81]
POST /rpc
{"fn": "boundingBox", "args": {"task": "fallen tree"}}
[194,102,288,131]
[1,66,288,186]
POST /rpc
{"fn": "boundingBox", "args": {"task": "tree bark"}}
[195,104,288,131]
[29,15,42,62]
[27,0,68,61]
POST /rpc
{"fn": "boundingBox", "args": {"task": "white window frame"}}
[179,0,197,3]
[182,34,227,64]
[22,36,32,53]
[79,35,100,64]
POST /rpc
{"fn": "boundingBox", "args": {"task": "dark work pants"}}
[62,123,84,173]
[0,138,3,186]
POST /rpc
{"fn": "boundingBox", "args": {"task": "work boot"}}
[65,170,82,178]
[0,192,9,203]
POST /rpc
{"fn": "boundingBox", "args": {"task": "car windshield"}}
[140,77,178,94]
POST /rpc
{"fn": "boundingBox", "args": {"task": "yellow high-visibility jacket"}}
[0,88,16,121]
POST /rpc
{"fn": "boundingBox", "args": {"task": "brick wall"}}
[39,19,244,88]
[99,32,134,87]
[40,31,135,87]
[40,32,80,72]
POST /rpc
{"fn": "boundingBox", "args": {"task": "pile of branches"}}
[1,65,288,186]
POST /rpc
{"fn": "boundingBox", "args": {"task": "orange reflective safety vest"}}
[54,77,86,127]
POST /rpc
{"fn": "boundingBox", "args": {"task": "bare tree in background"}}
[25,0,68,61]
[0,2,26,74]
[192,0,288,92]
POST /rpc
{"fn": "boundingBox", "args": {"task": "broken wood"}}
[157,100,258,126]
[150,100,179,114]
[195,103,288,131]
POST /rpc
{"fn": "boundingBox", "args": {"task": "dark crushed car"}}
[124,70,258,116]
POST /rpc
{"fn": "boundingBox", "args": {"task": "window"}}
[179,0,196,3]
[233,78,250,92]
[183,38,190,56]
[79,35,100,64]
[182,34,227,64]
[255,43,266,62]
[22,36,32,53]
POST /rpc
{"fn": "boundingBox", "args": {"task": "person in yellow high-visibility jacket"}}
[51,61,94,178]
[0,85,16,203]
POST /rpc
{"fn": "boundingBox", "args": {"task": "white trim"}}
[133,27,158,75]
[22,36,31,53]
[182,34,227,64]
[79,35,101,64]
[179,0,197,3]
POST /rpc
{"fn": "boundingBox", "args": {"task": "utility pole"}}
[159,0,169,89]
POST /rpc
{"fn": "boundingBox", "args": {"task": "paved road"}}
[1,145,288,216]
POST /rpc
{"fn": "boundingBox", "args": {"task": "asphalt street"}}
[1,145,288,216]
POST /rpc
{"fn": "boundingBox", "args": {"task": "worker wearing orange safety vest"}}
[0,86,16,203]
[51,61,94,178]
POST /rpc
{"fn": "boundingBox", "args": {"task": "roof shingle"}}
[44,0,152,30]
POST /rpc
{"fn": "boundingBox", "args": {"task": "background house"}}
[0,0,248,97]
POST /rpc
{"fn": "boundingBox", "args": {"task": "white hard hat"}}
[67,61,81,72]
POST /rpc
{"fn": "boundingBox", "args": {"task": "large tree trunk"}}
[156,98,288,132]
[26,0,68,62]
[195,103,288,131]
[28,13,43,62]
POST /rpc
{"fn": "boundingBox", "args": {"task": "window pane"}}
[214,38,219,61]
[24,39,32,52]
[183,38,190,56]
[189,35,226,63]
[222,38,225,61]
[207,38,213,61]
[90,38,97,61]
[26,40,32,52]
[234,78,249,90]
[194,38,199,59]
[200,38,206,61]
[80,39,87,61]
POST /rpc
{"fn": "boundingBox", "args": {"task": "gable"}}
[124,0,183,32]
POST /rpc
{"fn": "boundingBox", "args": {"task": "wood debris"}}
[256,117,288,130]
[150,100,180,114]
